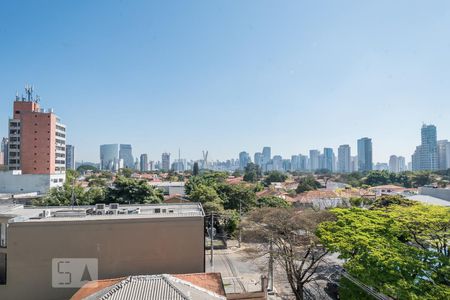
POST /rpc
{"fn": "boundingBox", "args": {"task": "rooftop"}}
[0,203,204,223]
[70,274,226,300]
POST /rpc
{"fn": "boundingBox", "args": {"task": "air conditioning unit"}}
[95,203,106,215]
[109,203,119,210]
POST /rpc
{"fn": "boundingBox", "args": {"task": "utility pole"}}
[268,236,274,292]
[238,199,242,248]
[210,212,214,268]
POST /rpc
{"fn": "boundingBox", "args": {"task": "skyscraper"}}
[412,124,438,171]
[437,140,450,170]
[119,144,134,169]
[0,137,8,166]
[337,145,351,173]
[357,137,373,172]
[100,144,120,171]
[8,87,66,175]
[65,145,75,171]
[161,152,171,171]
[272,155,283,171]
[309,150,320,171]
[261,147,271,171]
[389,155,399,173]
[140,154,149,172]
[239,151,251,169]
[254,152,262,166]
[323,148,335,172]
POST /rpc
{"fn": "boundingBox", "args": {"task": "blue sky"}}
[1,1,450,163]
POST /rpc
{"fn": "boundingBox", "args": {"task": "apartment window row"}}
[9,137,20,142]
[55,160,65,164]
[56,139,65,145]
[9,121,20,127]
[56,153,65,158]
[9,159,19,164]
[9,144,19,149]
[56,132,66,138]
[9,129,20,135]
[55,167,66,172]
[9,152,18,157]
[56,146,65,151]
[56,125,66,132]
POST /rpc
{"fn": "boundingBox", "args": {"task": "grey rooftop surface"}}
[86,275,225,300]
[0,203,204,223]
[407,195,450,206]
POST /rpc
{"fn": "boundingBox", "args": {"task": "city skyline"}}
[1,1,450,163]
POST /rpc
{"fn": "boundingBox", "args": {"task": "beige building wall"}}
[0,216,205,300]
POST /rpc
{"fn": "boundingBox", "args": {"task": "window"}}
[0,223,7,248]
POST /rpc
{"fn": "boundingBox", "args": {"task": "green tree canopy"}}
[243,163,262,183]
[296,175,321,194]
[264,171,288,186]
[317,200,450,299]
[256,196,291,208]
[106,176,163,204]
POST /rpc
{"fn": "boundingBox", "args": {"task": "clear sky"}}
[1,1,449,163]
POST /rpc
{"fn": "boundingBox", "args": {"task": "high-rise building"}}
[119,144,134,169]
[140,154,149,172]
[261,147,271,171]
[437,140,450,170]
[389,155,399,173]
[282,159,291,172]
[161,152,171,171]
[299,154,308,171]
[374,163,389,171]
[323,148,335,172]
[309,150,320,171]
[357,137,373,172]
[65,145,75,170]
[337,145,351,173]
[272,155,283,171]
[100,144,120,171]
[254,152,262,166]
[291,155,300,171]
[0,137,7,166]
[239,151,251,169]
[7,87,66,175]
[412,124,439,171]
[350,156,358,172]
[398,156,406,172]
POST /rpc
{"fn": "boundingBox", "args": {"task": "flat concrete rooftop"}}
[0,203,204,223]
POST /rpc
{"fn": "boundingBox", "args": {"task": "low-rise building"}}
[0,203,205,300]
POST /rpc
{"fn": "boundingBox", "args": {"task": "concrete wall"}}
[419,187,450,201]
[0,216,204,300]
[0,172,64,194]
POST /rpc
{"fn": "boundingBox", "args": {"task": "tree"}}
[76,164,98,173]
[412,172,432,187]
[244,208,336,300]
[243,163,262,183]
[256,196,291,208]
[264,171,288,186]
[317,202,450,299]
[216,183,257,212]
[296,175,321,194]
[193,162,199,176]
[107,176,163,204]
[119,168,133,178]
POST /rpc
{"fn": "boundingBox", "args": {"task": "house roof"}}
[71,274,226,300]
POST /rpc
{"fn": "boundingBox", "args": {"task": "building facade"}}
[239,151,250,170]
[437,140,450,170]
[119,144,134,169]
[161,152,171,171]
[337,145,351,173]
[309,150,320,171]
[140,153,149,172]
[65,145,75,171]
[100,144,120,171]
[357,137,373,172]
[0,203,205,300]
[412,124,439,171]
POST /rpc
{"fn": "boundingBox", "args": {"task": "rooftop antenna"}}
[24,84,34,101]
